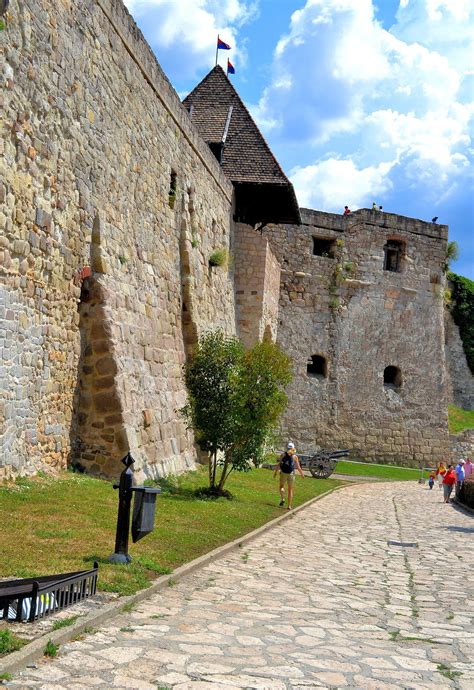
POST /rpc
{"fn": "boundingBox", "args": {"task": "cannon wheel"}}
[308,451,337,479]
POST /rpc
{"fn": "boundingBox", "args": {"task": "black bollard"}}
[109,452,135,564]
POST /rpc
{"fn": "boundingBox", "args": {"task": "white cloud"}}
[254,0,473,209]
[123,0,257,76]
[290,158,394,211]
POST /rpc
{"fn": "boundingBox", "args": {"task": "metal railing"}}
[0,563,98,623]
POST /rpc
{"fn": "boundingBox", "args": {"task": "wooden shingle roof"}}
[183,66,300,225]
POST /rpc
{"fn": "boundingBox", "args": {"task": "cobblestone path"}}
[8,483,474,689]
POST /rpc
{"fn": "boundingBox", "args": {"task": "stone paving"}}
[7,483,474,689]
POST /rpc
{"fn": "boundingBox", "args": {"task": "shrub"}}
[448,272,474,373]
[459,479,474,510]
[209,249,228,268]
[181,330,292,493]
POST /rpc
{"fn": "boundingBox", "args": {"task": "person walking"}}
[436,462,446,489]
[442,465,456,503]
[455,459,465,499]
[464,457,473,479]
[274,442,305,510]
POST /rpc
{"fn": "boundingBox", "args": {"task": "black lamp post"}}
[109,453,135,564]
[108,452,161,564]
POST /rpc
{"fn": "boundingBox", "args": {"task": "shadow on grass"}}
[146,477,233,501]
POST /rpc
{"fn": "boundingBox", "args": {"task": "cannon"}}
[298,448,349,479]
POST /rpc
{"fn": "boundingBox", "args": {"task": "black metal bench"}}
[0,563,98,623]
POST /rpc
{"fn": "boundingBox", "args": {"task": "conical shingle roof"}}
[183,66,300,225]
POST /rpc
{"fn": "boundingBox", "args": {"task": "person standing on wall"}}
[274,442,305,510]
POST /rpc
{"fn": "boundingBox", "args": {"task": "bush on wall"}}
[459,479,474,510]
[448,272,474,374]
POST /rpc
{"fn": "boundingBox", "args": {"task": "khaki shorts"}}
[280,472,295,485]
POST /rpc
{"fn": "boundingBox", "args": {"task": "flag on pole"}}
[227,59,235,75]
[217,36,231,50]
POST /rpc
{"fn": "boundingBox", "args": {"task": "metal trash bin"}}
[131,487,161,543]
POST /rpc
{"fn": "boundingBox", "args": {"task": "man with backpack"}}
[274,442,305,510]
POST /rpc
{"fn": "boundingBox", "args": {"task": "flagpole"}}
[215,35,219,66]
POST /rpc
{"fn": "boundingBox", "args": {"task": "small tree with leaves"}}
[181,330,292,495]
[445,241,459,270]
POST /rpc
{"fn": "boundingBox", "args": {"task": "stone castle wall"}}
[266,208,450,467]
[1,0,463,481]
[234,223,280,348]
[1,0,237,481]
[450,429,474,462]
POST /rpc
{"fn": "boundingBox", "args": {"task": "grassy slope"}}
[448,404,474,435]
[0,468,341,596]
[334,461,423,480]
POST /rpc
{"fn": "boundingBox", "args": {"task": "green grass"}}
[0,630,28,656]
[334,461,422,480]
[437,663,462,681]
[448,404,474,434]
[51,616,79,631]
[0,673,13,682]
[0,468,341,597]
[43,640,58,658]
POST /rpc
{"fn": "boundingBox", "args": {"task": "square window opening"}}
[307,355,327,378]
[312,238,336,258]
[383,240,404,272]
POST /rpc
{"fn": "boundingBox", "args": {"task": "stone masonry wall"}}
[445,311,474,411]
[1,0,236,481]
[266,208,450,467]
[450,429,474,462]
[234,223,280,348]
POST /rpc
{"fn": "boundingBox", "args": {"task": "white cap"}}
[287,442,295,450]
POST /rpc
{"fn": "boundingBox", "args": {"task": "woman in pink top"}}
[464,458,473,479]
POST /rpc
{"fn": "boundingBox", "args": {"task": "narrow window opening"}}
[307,355,327,378]
[312,238,336,258]
[208,142,224,164]
[169,172,177,209]
[384,365,402,389]
[383,240,404,272]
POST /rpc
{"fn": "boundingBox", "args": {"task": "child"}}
[428,474,435,490]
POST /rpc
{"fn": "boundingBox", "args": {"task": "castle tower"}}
[183,66,300,347]
[266,208,450,467]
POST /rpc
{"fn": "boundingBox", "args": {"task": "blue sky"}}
[125,0,473,278]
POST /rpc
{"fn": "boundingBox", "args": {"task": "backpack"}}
[280,452,295,474]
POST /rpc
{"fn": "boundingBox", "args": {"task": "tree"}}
[445,241,459,270]
[181,330,292,495]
